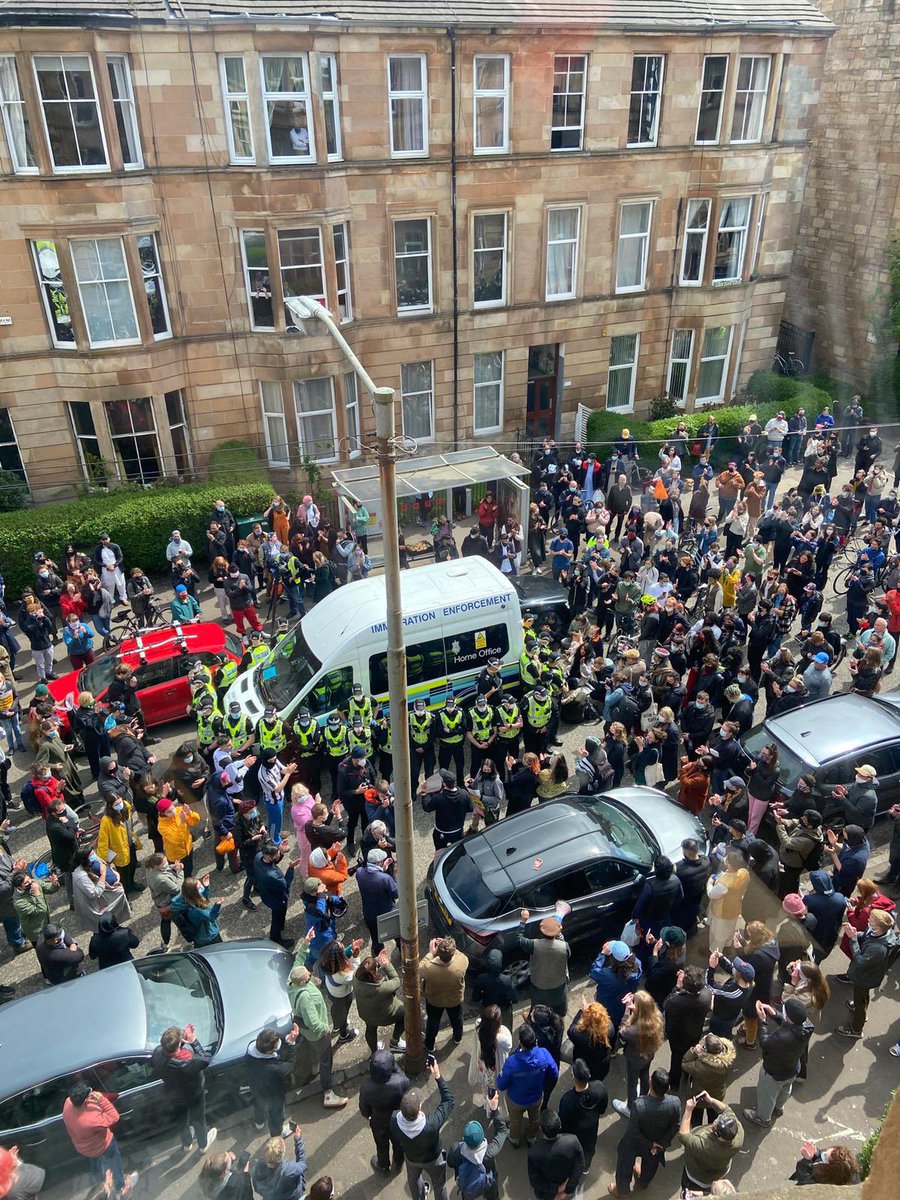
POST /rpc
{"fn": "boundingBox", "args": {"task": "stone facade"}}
[0,11,831,499]
[785,0,900,384]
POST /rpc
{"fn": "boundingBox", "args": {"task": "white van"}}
[224,558,523,723]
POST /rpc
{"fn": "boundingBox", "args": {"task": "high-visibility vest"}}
[348,695,374,725]
[520,651,540,687]
[324,725,349,759]
[439,709,465,744]
[217,659,238,689]
[247,643,271,669]
[469,708,494,744]
[496,702,521,738]
[294,722,319,755]
[545,666,565,694]
[190,664,213,686]
[349,725,373,756]
[526,695,552,729]
[191,680,218,710]
[409,712,433,745]
[285,555,304,585]
[379,721,392,755]
[223,712,251,744]
[523,627,537,651]
[258,718,287,752]
[196,709,221,746]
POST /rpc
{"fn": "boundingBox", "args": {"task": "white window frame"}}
[31,239,76,350]
[260,54,316,165]
[606,333,640,413]
[165,389,194,474]
[32,53,109,173]
[137,232,171,340]
[545,206,580,301]
[260,380,290,468]
[219,54,255,164]
[0,56,37,174]
[0,409,28,491]
[550,54,587,151]
[400,360,435,443]
[70,236,140,349]
[332,222,353,323]
[666,329,695,405]
[627,54,664,149]
[679,197,711,286]
[473,351,504,436]
[67,401,104,481]
[731,321,748,397]
[344,371,362,458]
[696,325,734,404]
[472,211,508,309]
[615,200,653,295]
[695,54,728,145]
[106,55,142,169]
[387,54,428,158]
[240,230,275,331]
[730,55,771,144]
[294,377,338,463]
[750,192,768,275]
[714,195,752,283]
[105,397,162,484]
[278,227,327,325]
[393,217,433,315]
[473,54,509,154]
[319,53,342,162]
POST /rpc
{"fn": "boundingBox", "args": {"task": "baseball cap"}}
[732,957,756,981]
[660,926,686,948]
[175,584,187,594]
[303,878,321,895]
[856,764,876,779]
[608,940,631,963]
[367,848,388,866]
[813,652,829,663]
[439,768,457,786]
[351,747,367,759]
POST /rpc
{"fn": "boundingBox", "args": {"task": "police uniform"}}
[409,707,436,784]
[347,692,375,726]
[476,665,504,703]
[257,715,288,754]
[223,709,253,752]
[519,649,541,689]
[323,719,349,793]
[348,723,373,759]
[215,656,239,703]
[494,699,522,774]
[373,717,393,781]
[437,702,466,782]
[196,705,224,763]
[523,688,553,755]
[241,639,271,673]
[292,716,321,793]
[466,703,496,777]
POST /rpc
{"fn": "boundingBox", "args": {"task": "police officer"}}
[466,695,496,777]
[543,658,566,748]
[523,685,553,755]
[256,703,287,755]
[196,694,224,765]
[494,694,523,773]
[437,695,466,782]
[522,612,538,653]
[273,617,291,647]
[476,658,504,704]
[409,698,435,785]
[240,629,271,673]
[346,682,376,727]
[348,716,373,760]
[323,713,349,794]
[222,698,254,756]
[292,705,321,794]
[280,551,308,619]
[373,715,393,781]
[214,652,238,705]
[519,644,542,689]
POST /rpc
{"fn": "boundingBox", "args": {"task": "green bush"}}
[648,394,679,421]
[0,481,273,598]
[868,356,900,422]
[745,369,802,408]
[0,470,31,513]
[858,1089,895,1180]
[208,439,268,483]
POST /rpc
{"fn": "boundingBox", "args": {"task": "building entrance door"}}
[526,344,559,438]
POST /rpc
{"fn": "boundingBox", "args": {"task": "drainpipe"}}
[448,26,460,449]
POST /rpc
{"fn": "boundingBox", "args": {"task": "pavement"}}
[1,451,899,1199]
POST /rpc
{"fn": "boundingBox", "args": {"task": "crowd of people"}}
[2,406,900,1199]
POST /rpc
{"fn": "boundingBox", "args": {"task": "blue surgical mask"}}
[245,808,258,820]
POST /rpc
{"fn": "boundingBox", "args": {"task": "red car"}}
[47,622,244,732]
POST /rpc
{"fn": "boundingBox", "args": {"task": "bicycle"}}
[105,598,168,647]
[773,349,804,377]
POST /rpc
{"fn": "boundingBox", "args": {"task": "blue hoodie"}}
[496,1045,558,1107]
[805,871,847,952]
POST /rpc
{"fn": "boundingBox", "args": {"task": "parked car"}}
[47,622,244,732]
[513,574,571,635]
[425,787,705,965]
[0,940,293,1175]
[742,692,900,820]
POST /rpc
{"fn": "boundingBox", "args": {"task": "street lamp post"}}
[284,297,425,1072]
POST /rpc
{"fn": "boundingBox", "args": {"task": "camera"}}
[426,1052,437,1069]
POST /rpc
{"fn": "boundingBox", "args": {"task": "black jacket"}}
[46,811,81,872]
[35,934,84,985]
[527,1133,585,1199]
[421,786,473,836]
[244,1041,296,1103]
[92,541,124,568]
[88,914,139,969]
[847,929,893,990]
[566,1015,612,1081]
[151,1039,211,1104]
[759,1013,812,1081]
[558,1082,607,1160]
[664,987,711,1048]
[359,1050,411,1133]
[109,732,153,775]
[676,856,711,905]
[446,1112,509,1192]
[620,1092,681,1154]
[389,1076,454,1166]
[470,948,518,1011]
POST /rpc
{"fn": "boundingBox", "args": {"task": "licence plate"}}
[433,890,452,928]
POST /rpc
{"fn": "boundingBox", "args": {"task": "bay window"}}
[33,53,107,171]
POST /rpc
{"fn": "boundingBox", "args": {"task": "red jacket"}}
[60,592,86,620]
[840,892,896,957]
[883,589,900,637]
[478,499,498,526]
[32,773,65,819]
[62,1093,119,1157]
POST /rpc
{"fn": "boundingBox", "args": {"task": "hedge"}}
[208,439,268,483]
[0,481,273,598]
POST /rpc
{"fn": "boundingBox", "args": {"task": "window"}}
[750,192,768,274]
[137,234,170,338]
[585,860,641,890]
[473,55,509,153]
[714,196,752,282]
[472,213,507,308]
[696,55,727,144]
[70,237,139,348]
[261,55,315,163]
[0,57,36,173]
[0,410,27,485]
[67,401,106,482]
[445,624,510,675]
[306,667,354,716]
[332,223,352,323]
[33,53,107,171]
[696,325,734,402]
[388,55,428,157]
[31,239,75,347]
[666,329,695,404]
[627,55,664,147]
[105,397,162,482]
[293,378,337,462]
[220,55,254,163]
[400,360,434,442]
[260,381,289,467]
[240,230,274,330]
[106,56,141,168]
[165,390,193,474]
[473,351,504,435]
[730,56,770,143]
[551,54,586,150]
[394,218,432,314]
[320,54,342,161]
[607,334,639,411]
[370,634,446,694]
[615,201,653,294]
[545,207,580,300]
[344,372,361,458]
[278,227,326,325]
[680,198,710,285]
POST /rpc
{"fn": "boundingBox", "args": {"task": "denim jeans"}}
[2,915,24,949]
[0,713,24,751]
[88,1138,125,1192]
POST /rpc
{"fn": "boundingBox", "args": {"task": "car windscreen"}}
[583,799,654,867]
[259,621,322,710]
[442,844,503,919]
[134,955,219,1053]
[743,726,806,790]
[79,653,121,696]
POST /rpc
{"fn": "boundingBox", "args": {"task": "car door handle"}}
[595,902,617,912]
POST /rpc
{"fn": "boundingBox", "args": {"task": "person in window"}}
[289,113,310,155]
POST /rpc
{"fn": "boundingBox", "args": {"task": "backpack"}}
[170,904,196,944]
[21,778,42,817]
[455,1154,493,1200]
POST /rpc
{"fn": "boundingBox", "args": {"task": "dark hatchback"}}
[513,574,571,633]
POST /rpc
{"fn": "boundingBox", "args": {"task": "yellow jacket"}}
[97,805,140,868]
[722,567,741,609]
[158,805,200,862]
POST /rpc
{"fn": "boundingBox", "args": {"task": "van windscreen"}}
[260,622,323,709]
[443,845,503,919]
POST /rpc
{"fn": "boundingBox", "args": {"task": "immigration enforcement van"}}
[223,558,524,723]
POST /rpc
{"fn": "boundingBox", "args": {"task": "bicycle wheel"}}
[790,357,805,376]
[831,565,853,597]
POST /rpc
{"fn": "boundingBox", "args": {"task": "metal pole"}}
[372,384,425,1073]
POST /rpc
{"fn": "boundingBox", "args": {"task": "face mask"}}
[216,505,225,512]
[40,771,51,780]
[47,731,57,740]
[39,570,49,578]
[245,808,258,819]
[183,753,194,763]
[113,802,125,812]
